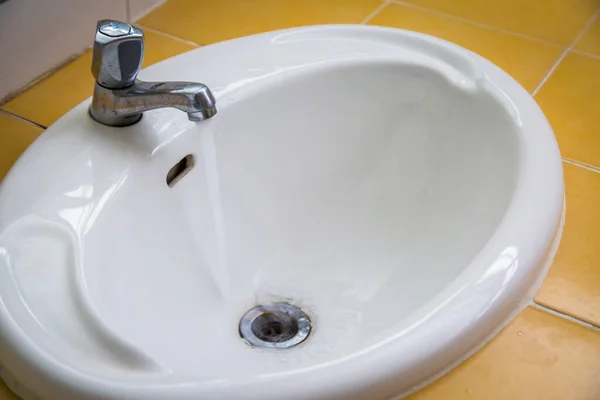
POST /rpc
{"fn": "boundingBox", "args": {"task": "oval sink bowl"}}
[0,25,564,399]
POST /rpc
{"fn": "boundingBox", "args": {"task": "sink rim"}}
[0,24,564,400]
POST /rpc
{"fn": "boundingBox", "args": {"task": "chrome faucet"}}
[89,20,217,127]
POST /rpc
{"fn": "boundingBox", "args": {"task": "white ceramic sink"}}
[0,25,564,400]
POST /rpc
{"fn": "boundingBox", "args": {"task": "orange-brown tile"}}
[138,0,384,45]
[536,163,600,326]
[409,307,600,399]
[399,0,598,45]
[1,31,197,127]
[0,112,44,182]
[535,52,600,169]
[369,3,562,91]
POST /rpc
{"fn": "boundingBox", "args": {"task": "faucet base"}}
[89,106,142,127]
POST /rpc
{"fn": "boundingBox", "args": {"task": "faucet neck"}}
[90,80,217,127]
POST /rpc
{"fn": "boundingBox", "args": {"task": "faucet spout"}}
[90,80,217,126]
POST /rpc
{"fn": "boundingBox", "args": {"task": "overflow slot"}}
[166,154,195,187]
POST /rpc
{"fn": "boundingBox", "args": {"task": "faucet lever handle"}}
[92,20,144,89]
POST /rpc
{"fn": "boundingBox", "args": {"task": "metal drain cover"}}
[239,302,311,349]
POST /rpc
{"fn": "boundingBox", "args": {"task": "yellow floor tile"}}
[535,52,600,169]
[1,50,94,127]
[575,17,600,56]
[409,307,600,400]
[1,31,197,127]
[138,0,384,45]
[0,112,44,182]
[399,0,598,46]
[368,3,562,92]
[536,163,600,326]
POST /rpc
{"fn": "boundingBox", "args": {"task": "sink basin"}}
[0,25,564,400]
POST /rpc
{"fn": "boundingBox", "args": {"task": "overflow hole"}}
[166,154,195,187]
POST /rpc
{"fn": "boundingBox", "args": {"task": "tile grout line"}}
[0,109,46,130]
[531,9,600,97]
[530,302,600,332]
[388,0,562,48]
[563,158,600,174]
[571,48,600,60]
[0,49,89,106]
[135,24,202,47]
[361,0,391,24]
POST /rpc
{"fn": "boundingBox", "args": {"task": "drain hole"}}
[240,303,311,349]
[252,311,299,343]
[166,154,195,187]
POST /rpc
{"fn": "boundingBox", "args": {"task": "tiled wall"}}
[0,0,164,101]
[1,0,600,399]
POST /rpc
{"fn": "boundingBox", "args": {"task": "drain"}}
[239,302,311,349]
